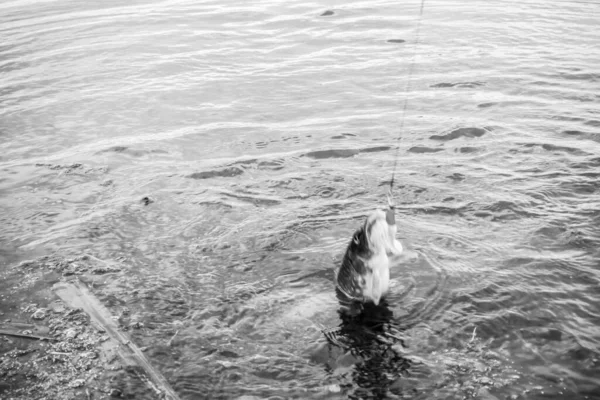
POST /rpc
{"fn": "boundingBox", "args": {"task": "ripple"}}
[330,133,356,140]
[519,142,591,156]
[457,146,481,153]
[303,145,391,159]
[556,72,600,82]
[407,146,443,154]
[304,149,358,159]
[2,0,600,398]
[584,119,600,127]
[188,167,244,179]
[430,81,485,88]
[430,127,488,141]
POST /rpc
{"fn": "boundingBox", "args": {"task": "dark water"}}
[1,0,600,398]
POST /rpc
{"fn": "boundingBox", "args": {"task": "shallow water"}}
[1,0,600,398]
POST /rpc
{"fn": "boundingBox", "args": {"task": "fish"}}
[334,205,404,311]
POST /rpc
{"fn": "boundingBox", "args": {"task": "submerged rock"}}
[69,379,85,388]
[31,308,47,320]
[64,328,79,339]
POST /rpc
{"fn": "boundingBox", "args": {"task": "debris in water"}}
[54,280,182,400]
[1,254,180,399]
[470,326,477,343]
[0,328,56,341]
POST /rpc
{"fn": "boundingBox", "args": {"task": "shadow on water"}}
[323,301,411,399]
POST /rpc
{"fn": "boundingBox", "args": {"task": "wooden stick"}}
[0,329,56,341]
[53,281,181,400]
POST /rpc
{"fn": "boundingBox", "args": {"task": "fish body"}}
[335,209,403,307]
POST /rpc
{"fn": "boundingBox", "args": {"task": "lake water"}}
[1,0,600,399]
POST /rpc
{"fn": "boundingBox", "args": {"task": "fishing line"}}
[388,0,426,202]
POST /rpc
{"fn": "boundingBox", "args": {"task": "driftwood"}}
[0,329,56,341]
[53,281,181,400]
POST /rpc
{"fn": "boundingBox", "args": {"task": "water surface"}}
[1,0,600,399]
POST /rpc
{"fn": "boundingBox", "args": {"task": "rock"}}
[216,360,235,369]
[110,388,123,397]
[249,355,269,364]
[476,387,499,400]
[69,379,85,388]
[62,262,87,276]
[31,309,47,320]
[82,351,98,359]
[24,304,38,313]
[91,265,121,274]
[228,371,243,381]
[327,384,341,393]
[65,328,79,339]
[49,302,66,314]
[479,377,492,385]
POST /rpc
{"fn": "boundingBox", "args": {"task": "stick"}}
[53,281,181,400]
[167,330,179,347]
[0,329,56,341]
[469,327,477,343]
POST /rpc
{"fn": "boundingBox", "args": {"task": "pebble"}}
[249,355,269,364]
[479,377,492,385]
[24,304,38,313]
[228,371,243,381]
[217,360,235,369]
[91,266,120,274]
[49,302,66,314]
[82,351,98,359]
[327,384,341,393]
[69,379,85,388]
[31,309,47,320]
[476,387,499,400]
[65,328,79,339]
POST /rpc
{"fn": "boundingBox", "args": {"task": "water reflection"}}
[324,301,411,399]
